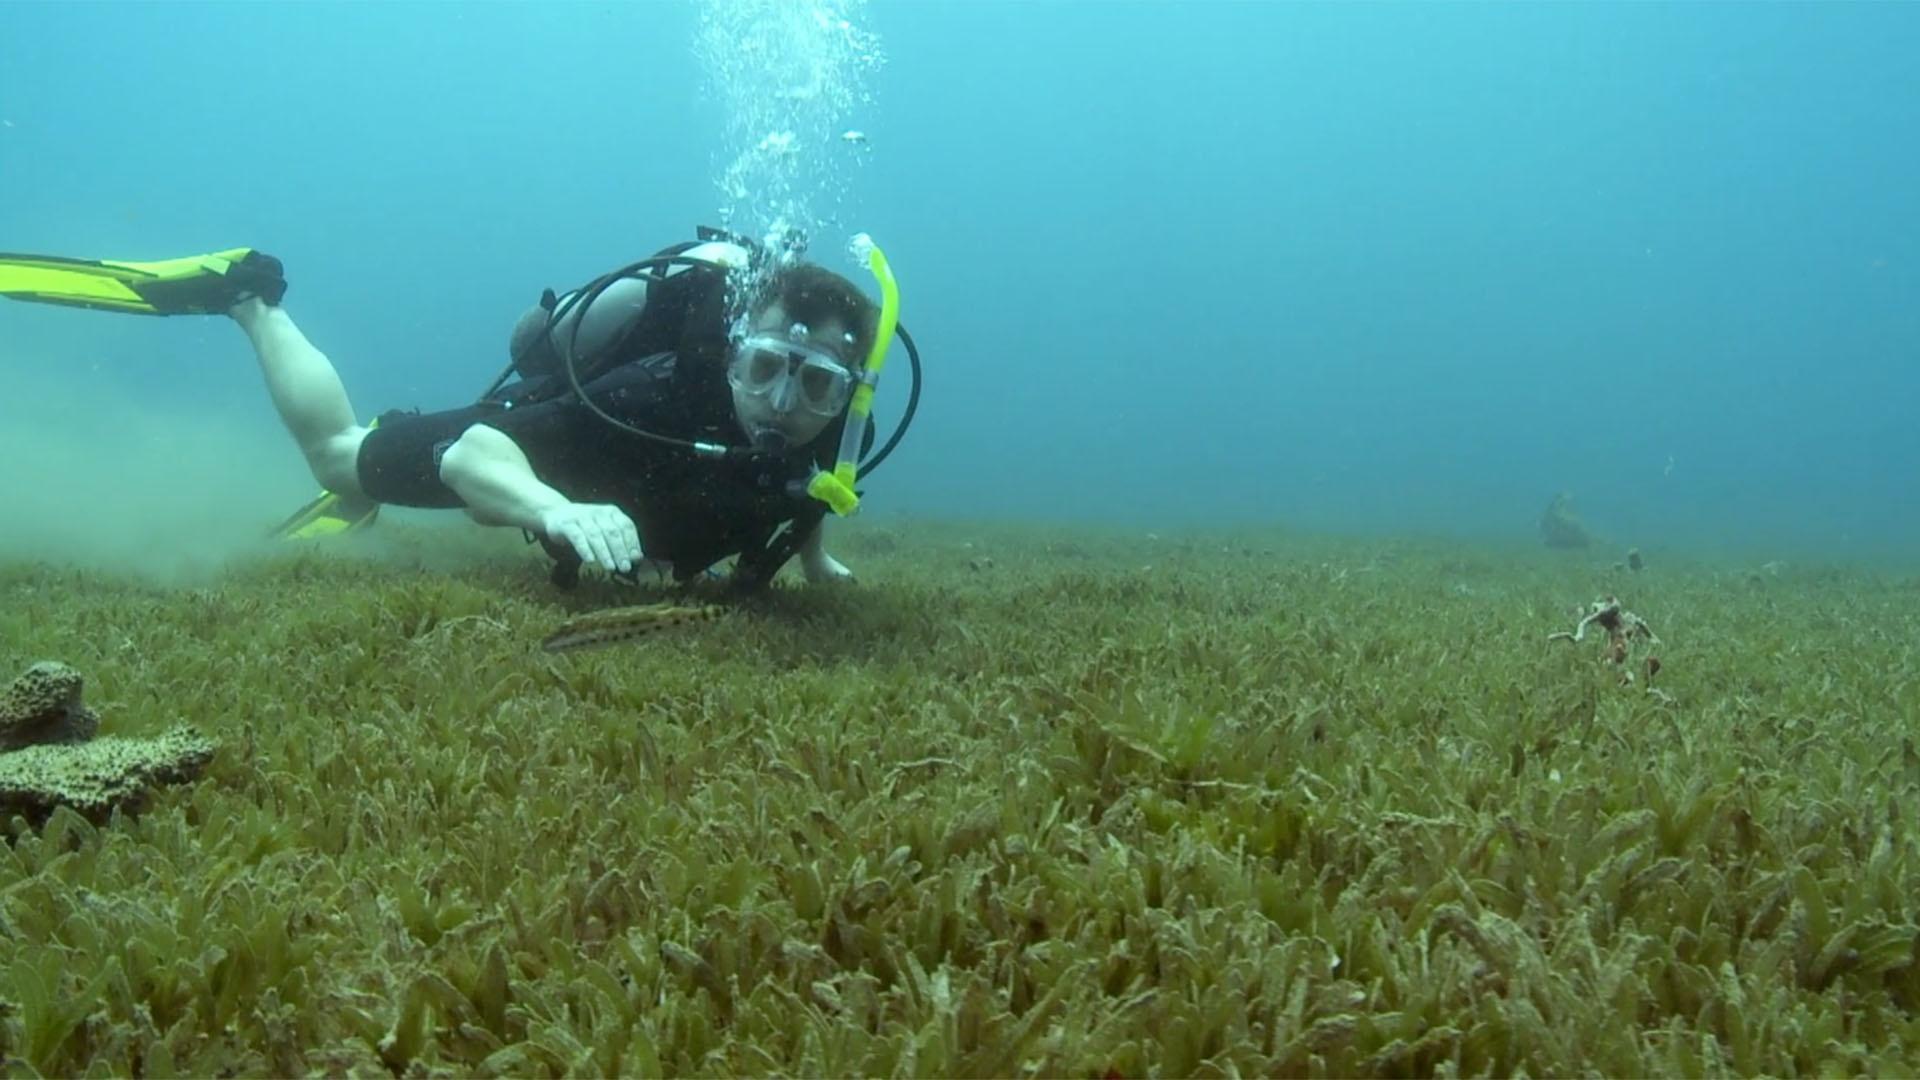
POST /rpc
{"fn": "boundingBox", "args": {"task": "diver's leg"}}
[229,298,372,499]
[798,519,855,584]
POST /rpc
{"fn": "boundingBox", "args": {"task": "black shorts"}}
[355,404,503,509]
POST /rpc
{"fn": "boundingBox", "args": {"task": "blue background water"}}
[3,2,1915,564]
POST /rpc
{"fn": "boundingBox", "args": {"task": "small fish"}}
[540,602,729,653]
[840,129,868,144]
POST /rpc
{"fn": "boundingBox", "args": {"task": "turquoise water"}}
[1,1,1914,566]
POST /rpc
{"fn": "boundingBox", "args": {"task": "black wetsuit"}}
[353,263,852,586]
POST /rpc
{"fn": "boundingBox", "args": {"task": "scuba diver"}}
[0,228,921,590]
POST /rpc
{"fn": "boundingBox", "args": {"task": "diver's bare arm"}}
[437,424,641,572]
[437,425,565,529]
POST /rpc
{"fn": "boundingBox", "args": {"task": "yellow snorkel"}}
[806,233,900,515]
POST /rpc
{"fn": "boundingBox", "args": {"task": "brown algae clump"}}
[1548,595,1661,686]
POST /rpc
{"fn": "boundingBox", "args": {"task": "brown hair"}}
[752,263,881,366]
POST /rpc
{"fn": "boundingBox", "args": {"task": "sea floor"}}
[2,519,1917,1076]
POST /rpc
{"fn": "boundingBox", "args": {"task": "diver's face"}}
[728,302,861,451]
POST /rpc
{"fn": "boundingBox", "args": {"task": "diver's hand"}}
[796,519,854,585]
[537,503,642,573]
[802,549,857,585]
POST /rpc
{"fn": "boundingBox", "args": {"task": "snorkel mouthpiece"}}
[809,234,900,515]
[751,427,791,455]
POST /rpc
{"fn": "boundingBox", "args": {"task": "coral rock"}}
[1539,493,1593,550]
[0,660,100,751]
[0,724,216,825]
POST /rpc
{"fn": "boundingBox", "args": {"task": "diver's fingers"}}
[560,522,599,569]
[615,513,642,566]
[593,507,637,572]
[551,505,639,573]
[583,519,618,572]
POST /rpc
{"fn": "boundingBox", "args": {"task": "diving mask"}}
[727,331,857,419]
